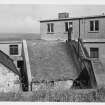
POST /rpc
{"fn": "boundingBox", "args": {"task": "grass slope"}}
[27,40,78,82]
[1,87,105,101]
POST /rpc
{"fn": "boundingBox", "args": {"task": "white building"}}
[40,13,105,69]
[0,40,31,92]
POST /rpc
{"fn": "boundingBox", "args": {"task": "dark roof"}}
[0,50,20,76]
[40,14,105,22]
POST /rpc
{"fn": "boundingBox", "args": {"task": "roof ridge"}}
[40,14,105,22]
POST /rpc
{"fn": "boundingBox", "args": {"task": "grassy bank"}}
[0,87,105,102]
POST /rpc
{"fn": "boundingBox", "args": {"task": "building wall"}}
[84,42,105,69]
[0,63,20,92]
[0,43,22,57]
[40,17,105,41]
[40,17,105,66]
[0,42,23,68]
[80,18,105,40]
[40,21,71,40]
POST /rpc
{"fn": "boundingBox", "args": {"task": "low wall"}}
[31,80,73,91]
[0,63,20,93]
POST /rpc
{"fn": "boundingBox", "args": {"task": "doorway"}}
[17,60,28,91]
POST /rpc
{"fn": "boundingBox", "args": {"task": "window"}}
[47,23,54,33]
[95,20,99,31]
[65,22,68,32]
[10,45,18,55]
[90,20,99,31]
[17,60,24,68]
[47,24,50,32]
[90,48,99,58]
[90,21,94,31]
[51,23,54,32]
[65,22,72,32]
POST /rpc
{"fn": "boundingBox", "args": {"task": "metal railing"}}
[69,38,97,88]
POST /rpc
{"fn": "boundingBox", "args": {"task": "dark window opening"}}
[65,22,69,32]
[10,45,18,55]
[17,60,28,91]
[65,22,73,32]
[95,20,99,31]
[17,60,24,68]
[90,21,94,31]
[90,20,99,31]
[47,23,54,33]
[90,48,99,58]
[51,23,54,32]
[47,24,50,32]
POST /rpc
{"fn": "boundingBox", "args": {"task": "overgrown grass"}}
[1,87,105,102]
[27,40,78,81]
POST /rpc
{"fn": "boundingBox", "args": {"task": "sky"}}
[1,4,105,33]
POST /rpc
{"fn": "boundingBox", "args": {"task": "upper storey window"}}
[90,20,99,32]
[65,22,72,32]
[47,23,54,33]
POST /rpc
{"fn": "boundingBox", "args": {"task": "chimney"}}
[58,12,69,19]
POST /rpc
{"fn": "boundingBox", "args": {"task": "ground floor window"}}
[17,60,24,68]
[9,45,18,55]
[90,48,99,58]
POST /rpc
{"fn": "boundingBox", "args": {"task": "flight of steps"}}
[70,39,105,88]
[91,59,105,87]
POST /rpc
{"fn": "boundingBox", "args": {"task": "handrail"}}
[78,38,89,58]
[0,50,20,76]
[70,39,97,87]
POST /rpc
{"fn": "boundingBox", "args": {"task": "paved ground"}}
[27,40,78,82]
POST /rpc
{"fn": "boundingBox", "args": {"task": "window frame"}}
[89,20,99,32]
[90,47,99,58]
[9,45,19,55]
[65,22,73,32]
[47,23,54,33]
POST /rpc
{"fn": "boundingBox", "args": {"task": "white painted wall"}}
[40,21,73,40]
[0,43,22,57]
[0,42,23,68]
[81,18,105,40]
[40,17,105,41]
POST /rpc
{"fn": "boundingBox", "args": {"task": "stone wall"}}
[31,80,73,91]
[0,63,20,93]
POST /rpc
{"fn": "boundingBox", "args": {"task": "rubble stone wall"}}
[0,63,20,93]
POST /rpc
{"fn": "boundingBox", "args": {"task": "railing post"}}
[30,82,32,91]
[78,18,81,57]
[78,38,79,57]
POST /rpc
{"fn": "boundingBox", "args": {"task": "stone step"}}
[92,61,105,87]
